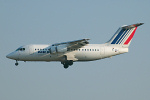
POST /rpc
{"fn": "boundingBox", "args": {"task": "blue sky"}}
[1,0,150,100]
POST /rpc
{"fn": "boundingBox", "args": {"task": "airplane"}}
[6,23,143,69]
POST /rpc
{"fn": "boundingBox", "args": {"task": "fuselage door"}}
[29,45,34,55]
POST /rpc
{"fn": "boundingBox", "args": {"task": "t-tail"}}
[107,23,144,48]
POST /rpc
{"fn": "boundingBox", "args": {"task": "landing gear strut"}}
[61,60,73,69]
[15,60,19,66]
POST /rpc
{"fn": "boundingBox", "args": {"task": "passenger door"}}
[29,45,34,55]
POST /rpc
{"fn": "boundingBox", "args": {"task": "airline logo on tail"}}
[108,23,143,45]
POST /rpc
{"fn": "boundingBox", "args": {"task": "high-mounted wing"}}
[52,39,90,48]
[50,39,90,61]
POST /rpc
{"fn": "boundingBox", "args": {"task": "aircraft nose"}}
[6,54,10,58]
[6,52,19,60]
[6,53,14,59]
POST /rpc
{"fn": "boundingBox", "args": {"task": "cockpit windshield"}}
[16,48,25,51]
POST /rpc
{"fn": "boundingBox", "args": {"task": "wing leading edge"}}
[52,39,90,48]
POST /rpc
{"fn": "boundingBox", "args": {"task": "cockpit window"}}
[16,48,25,51]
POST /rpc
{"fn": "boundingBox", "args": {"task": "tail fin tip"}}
[122,23,144,29]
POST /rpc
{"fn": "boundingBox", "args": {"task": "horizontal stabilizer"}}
[122,23,144,29]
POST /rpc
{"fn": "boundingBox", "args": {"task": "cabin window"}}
[87,49,89,51]
[47,51,50,53]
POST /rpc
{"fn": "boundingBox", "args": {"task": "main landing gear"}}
[15,60,19,66]
[61,60,73,69]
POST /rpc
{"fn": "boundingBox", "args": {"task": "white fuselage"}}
[7,44,128,62]
[6,23,143,68]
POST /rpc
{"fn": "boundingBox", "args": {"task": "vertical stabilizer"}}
[107,23,144,47]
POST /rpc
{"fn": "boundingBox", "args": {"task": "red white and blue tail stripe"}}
[107,23,143,47]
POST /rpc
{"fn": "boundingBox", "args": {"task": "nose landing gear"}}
[15,60,19,66]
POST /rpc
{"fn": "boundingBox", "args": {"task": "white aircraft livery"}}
[6,23,143,68]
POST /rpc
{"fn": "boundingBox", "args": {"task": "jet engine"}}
[50,45,67,54]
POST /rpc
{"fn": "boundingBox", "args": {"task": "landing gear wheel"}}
[64,64,69,69]
[15,62,18,66]
[15,60,19,66]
